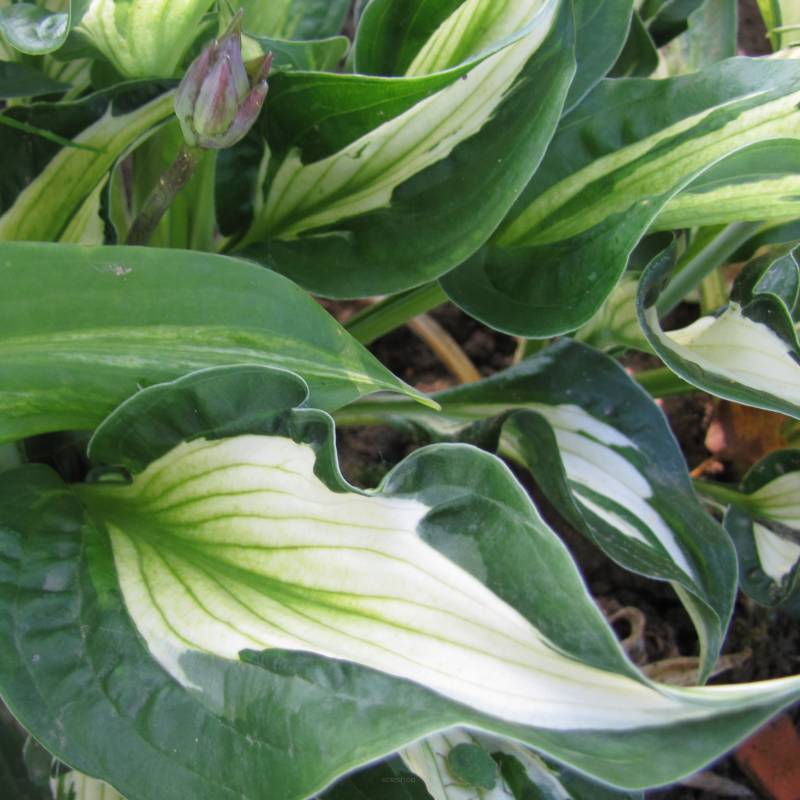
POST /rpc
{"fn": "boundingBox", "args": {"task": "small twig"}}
[125,144,204,246]
[406,314,481,385]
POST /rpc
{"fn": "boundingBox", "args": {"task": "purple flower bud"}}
[174,11,272,150]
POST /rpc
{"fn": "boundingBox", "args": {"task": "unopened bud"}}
[174,12,272,149]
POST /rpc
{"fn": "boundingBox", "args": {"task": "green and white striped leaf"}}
[653,140,800,231]
[235,0,350,40]
[233,0,576,297]
[441,55,800,336]
[720,450,800,606]
[0,241,429,444]
[3,367,800,799]
[0,84,174,243]
[0,1,72,55]
[335,339,736,679]
[73,0,214,78]
[638,242,800,420]
[52,771,125,800]
[354,0,631,111]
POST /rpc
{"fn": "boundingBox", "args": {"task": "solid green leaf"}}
[566,0,635,109]
[236,0,350,40]
[0,2,71,55]
[610,11,659,77]
[3,369,800,798]
[441,56,800,336]
[234,0,576,297]
[638,242,800,420]
[336,339,737,679]
[0,241,429,444]
[722,449,800,606]
[247,33,349,71]
[0,83,174,243]
[0,61,68,98]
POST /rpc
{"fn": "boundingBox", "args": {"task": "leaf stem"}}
[633,366,695,397]
[345,282,448,344]
[407,314,481,384]
[125,144,204,246]
[692,478,752,511]
[656,221,763,316]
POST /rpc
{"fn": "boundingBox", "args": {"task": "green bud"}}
[174,12,272,150]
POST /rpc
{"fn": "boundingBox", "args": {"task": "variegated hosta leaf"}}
[721,450,800,606]
[354,0,631,112]
[441,55,800,336]
[0,84,174,243]
[0,242,430,445]
[52,770,125,800]
[574,273,650,352]
[638,242,800,420]
[653,140,800,231]
[3,366,800,800]
[233,0,576,298]
[74,0,214,78]
[0,0,71,54]
[335,339,736,679]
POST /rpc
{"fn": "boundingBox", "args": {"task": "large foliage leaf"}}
[232,0,576,297]
[0,83,174,243]
[638,243,800,420]
[0,242,428,444]
[336,339,737,679]
[721,450,800,607]
[2,366,800,799]
[441,55,800,336]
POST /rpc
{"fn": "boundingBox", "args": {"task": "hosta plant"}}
[1,1,800,799]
